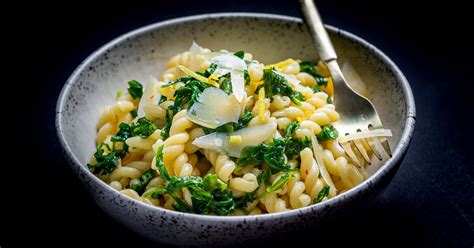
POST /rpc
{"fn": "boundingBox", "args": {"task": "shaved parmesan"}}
[187,87,240,129]
[338,129,392,143]
[211,54,247,102]
[136,75,161,118]
[311,133,337,196]
[189,41,203,54]
[211,54,247,71]
[192,119,277,157]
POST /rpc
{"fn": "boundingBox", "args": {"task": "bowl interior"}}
[58,13,409,187]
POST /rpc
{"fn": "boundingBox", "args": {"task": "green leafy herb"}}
[327,97,333,104]
[153,146,235,215]
[158,95,167,105]
[161,75,193,87]
[237,139,292,174]
[219,76,233,95]
[313,185,330,204]
[130,109,138,118]
[265,173,290,193]
[87,143,120,175]
[258,69,306,105]
[131,117,157,138]
[131,169,157,194]
[233,50,245,59]
[299,61,328,87]
[203,108,252,134]
[196,63,218,77]
[160,106,173,139]
[128,80,143,99]
[317,125,338,141]
[172,80,210,113]
[311,85,321,93]
[244,69,250,84]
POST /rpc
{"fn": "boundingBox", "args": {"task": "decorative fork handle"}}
[299,0,337,63]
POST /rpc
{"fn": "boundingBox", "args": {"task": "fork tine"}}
[364,137,383,160]
[353,139,371,164]
[378,136,392,157]
[339,141,361,167]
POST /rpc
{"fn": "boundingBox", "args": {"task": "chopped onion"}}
[187,87,241,129]
[192,118,277,157]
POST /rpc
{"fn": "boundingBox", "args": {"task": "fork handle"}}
[299,0,337,62]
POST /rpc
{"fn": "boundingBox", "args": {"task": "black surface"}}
[26,0,473,247]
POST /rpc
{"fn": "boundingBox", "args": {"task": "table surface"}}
[27,0,473,247]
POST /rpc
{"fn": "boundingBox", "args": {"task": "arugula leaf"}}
[87,143,120,175]
[299,61,328,87]
[196,63,218,77]
[161,75,193,87]
[259,69,306,105]
[158,95,167,105]
[237,139,291,174]
[313,185,330,204]
[131,169,157,194]
[264,139,292,173]
[244,69,250,84]
[173,80,210,113]
[155,145,171,182]
[311,85,321,93]
[131,117,157,138]
[317,125,338,141]
[233,50,245,59]
[203,108,252,134]
[128,80,143,99]
[285,137,312,160]
[160,106,173,139]
[130,109,138,118]
[219,76,233,95]
[265,173,290,193]
[153,146,235,215]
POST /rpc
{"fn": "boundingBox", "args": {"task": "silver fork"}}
[299,0,392,166]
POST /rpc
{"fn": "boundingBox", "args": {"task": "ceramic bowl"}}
[56,13,416,246]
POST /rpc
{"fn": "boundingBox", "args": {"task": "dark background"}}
[26,0,474,247]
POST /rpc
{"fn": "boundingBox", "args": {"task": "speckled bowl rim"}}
[56,13,416,223]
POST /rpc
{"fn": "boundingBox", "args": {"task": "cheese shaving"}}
[311,133,337,196]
